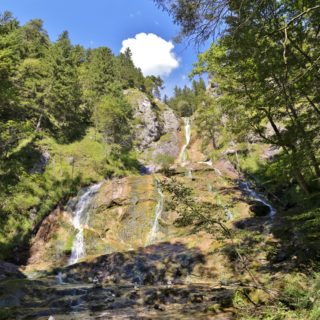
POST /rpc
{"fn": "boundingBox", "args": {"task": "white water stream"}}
[68,182,102,265]
[239,181,276,218]
[179,117,191,166]
[179,117,193,178]
[147,178,164,245]
[198,160,213,166]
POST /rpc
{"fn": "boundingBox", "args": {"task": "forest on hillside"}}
[0,11,167,258]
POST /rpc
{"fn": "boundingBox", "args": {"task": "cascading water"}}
[179,117,191,166]
[146,178,164,245]
[239,181,276,218]
[198,160,213,166]
[68,182,102,265]
[179,117,192,178]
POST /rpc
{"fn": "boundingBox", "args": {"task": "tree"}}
[43,31,86,141]
[81,47,117,98]
[17,19,49,59]
[165,0,320,194]
[167,79,206,116]
[93,94,133,151]
[144,75,164,99]
[0,11,20,120]
[116,48,144,90]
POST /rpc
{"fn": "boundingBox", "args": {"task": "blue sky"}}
[1,0,208,96]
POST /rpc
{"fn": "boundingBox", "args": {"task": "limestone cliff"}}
[125,89,180,171]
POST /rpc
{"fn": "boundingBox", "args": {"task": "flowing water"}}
[198,160,213,166]
[68,182,102,265]
[146,178,164,245]
[239,181,276,218]
[179,117,191,166]
[179,117,193,179]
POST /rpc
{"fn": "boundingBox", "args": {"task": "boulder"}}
[0,261,25,281]
[249,201,270,216]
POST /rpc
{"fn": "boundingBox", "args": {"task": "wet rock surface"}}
[65,242,205,285]
[249,200,271,216]
[0,243,234,319]
[26,206,74,271]
[2,114,281,320]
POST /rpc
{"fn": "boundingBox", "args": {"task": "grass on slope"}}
[0,128,140,262]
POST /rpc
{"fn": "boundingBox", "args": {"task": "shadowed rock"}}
[249,200,271,217]
[0,261,25,281]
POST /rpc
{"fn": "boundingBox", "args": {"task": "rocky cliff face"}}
[147,106,180,171]
[126,89,180,171]
[25,90,182,271]
[4,112,282,319]
[26,206,75,271]
[84,175,161,255]
[129,92,162,151]
[26,175,167,271]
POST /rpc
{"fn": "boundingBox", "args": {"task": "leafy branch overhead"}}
[161,178,231,236]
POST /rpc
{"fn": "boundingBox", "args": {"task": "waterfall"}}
[179,117,191,166]
[56,272,65,284]
[147,178,164,245]
[68,182,102,265]
[239,181,276,218]
[198,160,213,166]
[179,117,193,179]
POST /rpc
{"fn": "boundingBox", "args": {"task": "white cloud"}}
[120,33,179,77]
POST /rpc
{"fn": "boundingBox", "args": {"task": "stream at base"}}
[1,243,234,319]
[239,180,276,219]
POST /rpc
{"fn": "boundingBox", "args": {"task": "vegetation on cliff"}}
[0,11,166,261]
[155,0,320,318]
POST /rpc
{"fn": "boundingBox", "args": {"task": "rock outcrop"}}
[84,175,162,255]
[131,93,162,151]
[125,89,180,171]
[0,261,25,281]
[29,150,50,174]
[26,206,75,271]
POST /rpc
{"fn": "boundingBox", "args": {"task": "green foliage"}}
[155,153,175,168]
[42,31,86,141]
[115,48,145,90]
[161,178,229,235]
[0,10,162,261]
[143,75,164,99]
[93,94,133,150]
[167,78,206,116]
[155,153,175,176]
[0,120,33,160]
[246,273,320,319]
[160,0,320,196]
